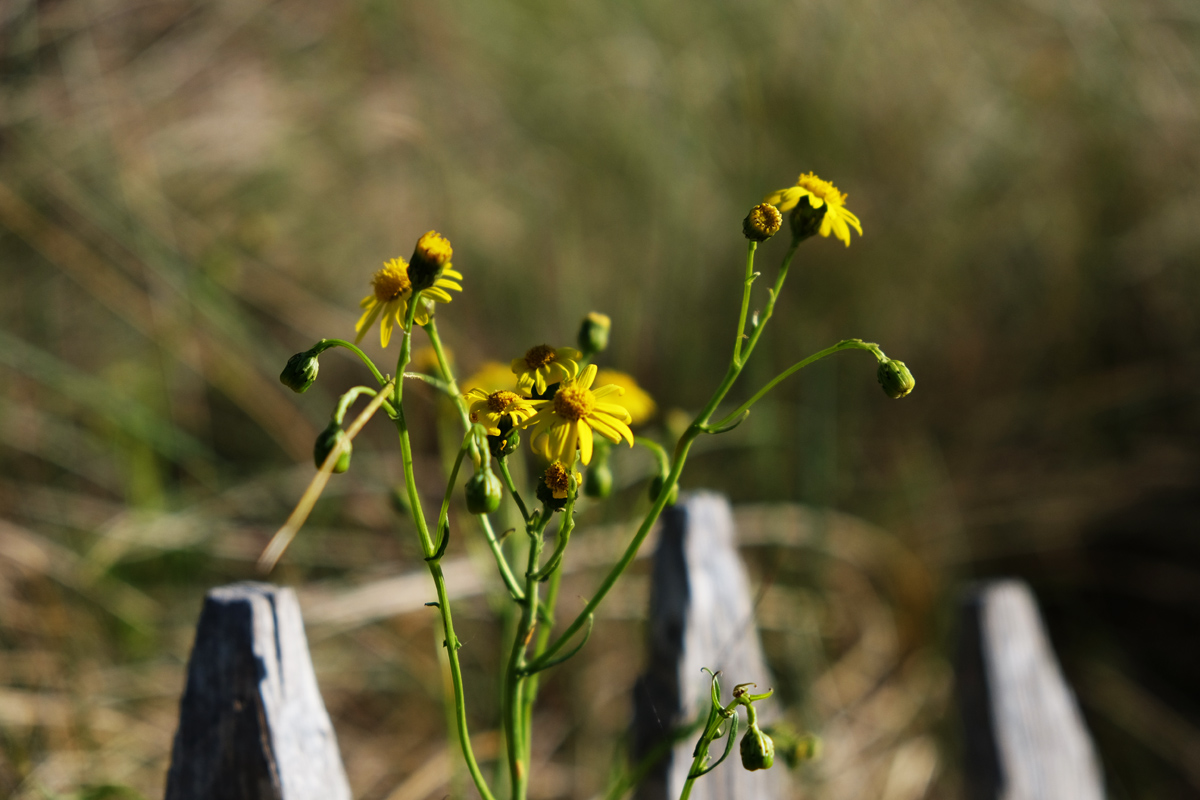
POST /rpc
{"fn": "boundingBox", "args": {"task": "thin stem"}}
[497,459,533,524]
[711,339,882,430]
[732,241,758,366]
[390,297,496,800]
[634,436,670,476]
[434,427,481,559]
[738,238,799,366]
[505,512,550,800]
[318,338,388,387]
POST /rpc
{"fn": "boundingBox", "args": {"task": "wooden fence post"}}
[164,582,352,800]
[632,492,783,800]
[957,579,1105,800]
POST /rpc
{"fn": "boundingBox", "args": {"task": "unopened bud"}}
[743,203,782,242]
[740,726,775,772]
[584,462,613,498]
[488,427,521,460]
[465,469,503,515]
[577,312,612,357]
[280,350,320,393]
[408,230,453,291]
[788,198,826,242]
[314,423,351,473]
[876,358,915,399]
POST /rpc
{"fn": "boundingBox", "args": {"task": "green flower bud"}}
[743,203,782,242]
[649,475,678,507]
[585,461,613,499]
[740,726,775,772]
[313,423,351,473]
[280,350,320,393]
[489,428,521,460]
[577,312,611,357]
[876,358,915,399]
[788,199,827,242]
[465,469,503,515]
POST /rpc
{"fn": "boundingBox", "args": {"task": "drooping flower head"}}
[542,460,582,500]
[465,388,537,435]
[354,255,462,348]
[764,172,862,247]
[511,344,581,396]
[409,230,455,291]
[594,369,656,426]
[523,364,634,465]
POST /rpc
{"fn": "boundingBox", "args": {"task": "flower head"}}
[743,203,783,242]
[542,460,582,500]
[465,388,537,435]
[523,364,634,465]
[511,344,581,396]
[409,230,454,291]
[354,257,463,348]
[764,172,862,247]
[594,369,656,425]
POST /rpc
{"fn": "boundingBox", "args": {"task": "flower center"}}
[524,344,556,370]
[796,172,846,204]
[544,461,571,495]
[415,231,453,266]
[553,384,595,422]
[487,390,521,413]
[372,260,413,301]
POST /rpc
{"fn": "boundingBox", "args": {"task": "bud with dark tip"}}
[408,230,453,292]
[577,312,611,358]
[876,358,915,399]
[743,203,782,242]
[465,469,503,515]
[281,350,320,393]
[740,725,775,772]
[314,423,351,473]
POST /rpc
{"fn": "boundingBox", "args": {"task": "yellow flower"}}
[764,172,863,247]
[511,344,581,395]
[461,361,519,395]
[409,230,454,291]
[542,460,582,500]
[523,364,634,465]
[354,257,463,348]
[464,389,537,435]
[594,369,656,426]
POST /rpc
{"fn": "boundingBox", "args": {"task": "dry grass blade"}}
[258,380,395,573]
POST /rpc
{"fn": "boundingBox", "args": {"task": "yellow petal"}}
[577,421,593,464]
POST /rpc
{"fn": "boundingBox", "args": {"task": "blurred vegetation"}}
[1,0,1199,797]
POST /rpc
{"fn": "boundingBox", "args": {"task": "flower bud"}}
[280,350,320,393]
[876,358,915,399]
[314,423,351,473]
[488,428,521,460]
[740,726,775,772]
[536,460,579,511]
[584,461,612,499]
[465,469,503,515]
[743,203,782,242]
[408,230,453,291]
[649,475,678,507]
[577,312,611,357]
[788,198,826,242]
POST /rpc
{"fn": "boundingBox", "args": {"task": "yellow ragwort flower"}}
[461,360,519,395]
[354,257,463,348]
[511,344,581,395]
[764,172,863,247]
[523,364,634,465]
[594,369,656,426]
[543,460,582,500]
[465,389,537,435]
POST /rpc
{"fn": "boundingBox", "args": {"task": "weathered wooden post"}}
[957,579,1105,800]
[165,582,352,800]
[633,492,783,800]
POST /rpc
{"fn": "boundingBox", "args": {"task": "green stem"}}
[732,241,758,366]
[711,339,883,430]
[505,512,550,800]
[738,239,799,367]
[634,436,670,476]
[317,338,388,387]
[498,459,533,524]
[390,297,496,800]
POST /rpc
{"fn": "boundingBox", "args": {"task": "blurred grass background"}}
[1,0,1199,797]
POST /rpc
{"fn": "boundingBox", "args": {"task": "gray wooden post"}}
[165,582,352,800]
[633,492,783,800]
[957,579,1105,800]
